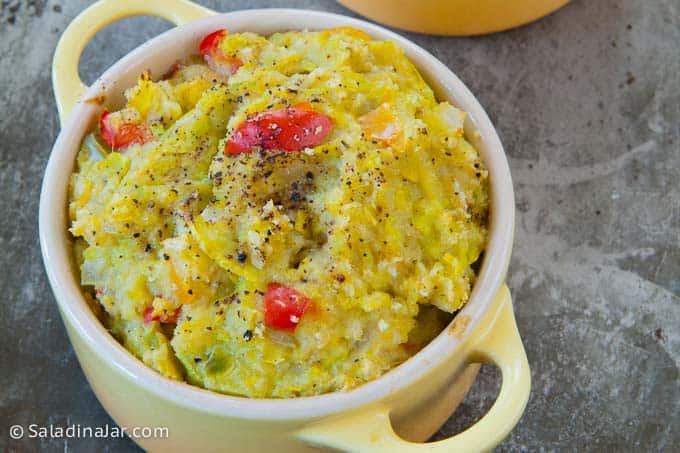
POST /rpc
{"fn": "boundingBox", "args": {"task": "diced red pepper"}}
[199,29,243,77]
[264,283,311,331]
[143,306,181,324]
[99,110,153,150]
[199,29,227,55]
[143,307,155,323]
[225,104,333,155]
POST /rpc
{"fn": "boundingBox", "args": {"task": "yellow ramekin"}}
[338,0,571,36]
[40,1,530,451]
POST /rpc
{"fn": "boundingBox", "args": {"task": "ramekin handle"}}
[296,284,531,452]
[52,0,215,124]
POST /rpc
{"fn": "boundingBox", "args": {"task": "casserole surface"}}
[68,29,489,398]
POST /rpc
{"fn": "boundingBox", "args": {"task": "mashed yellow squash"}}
[69,29,489,397]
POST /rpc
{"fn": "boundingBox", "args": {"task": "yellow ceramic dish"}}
[41,0,530,451]
[338,0,571,36]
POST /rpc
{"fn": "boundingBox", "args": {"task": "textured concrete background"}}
[1,0,678,451]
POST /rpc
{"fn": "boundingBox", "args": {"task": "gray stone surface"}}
[1,0,678,451]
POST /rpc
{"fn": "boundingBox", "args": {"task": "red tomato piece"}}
[199,29,243,77]
[225,105,333,155]
[264,283,312,331]
[99,110,153,150]
[143,306,181,324]
[199,29,227,55]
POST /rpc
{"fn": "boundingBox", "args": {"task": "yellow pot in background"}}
[338,0,571,35]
